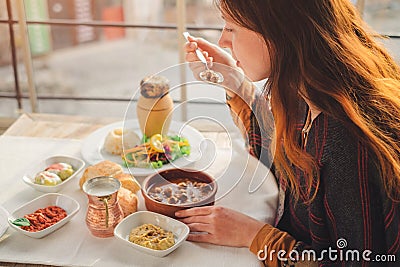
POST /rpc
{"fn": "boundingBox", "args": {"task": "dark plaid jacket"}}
[246,103,400,266]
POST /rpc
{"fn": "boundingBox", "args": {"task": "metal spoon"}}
[183,32,224,83]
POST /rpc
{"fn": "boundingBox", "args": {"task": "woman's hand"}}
[184,35,246,98]
[175,206,265,248]
[184,35,236,67]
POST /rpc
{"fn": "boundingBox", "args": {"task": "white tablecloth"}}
[0,135,278,267]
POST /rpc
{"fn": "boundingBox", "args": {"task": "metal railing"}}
[0,17,223,104]
[1,0,399,116]
[0,0,223,118]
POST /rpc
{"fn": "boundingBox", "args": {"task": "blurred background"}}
[0,0,399,131]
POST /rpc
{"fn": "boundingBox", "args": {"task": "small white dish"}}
[8,193,80,238]
[114,211,189,257]
[22,155,85,193]
[0,205,9,238]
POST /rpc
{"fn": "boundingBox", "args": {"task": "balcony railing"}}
[0,0,399,119]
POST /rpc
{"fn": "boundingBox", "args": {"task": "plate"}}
[0,206,9,238]
[114,211,189,257]
[8,193,80,239]
[22,155,85,193]
[81,120,205,176]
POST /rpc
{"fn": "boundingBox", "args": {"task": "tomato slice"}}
[149,134,164,153]
[45,163,64,171]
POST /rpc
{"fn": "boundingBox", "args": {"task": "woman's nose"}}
[218,32,231,49]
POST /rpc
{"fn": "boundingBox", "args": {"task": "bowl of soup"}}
[141,168,218,218]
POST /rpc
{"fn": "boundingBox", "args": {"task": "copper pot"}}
[83,176,123,238]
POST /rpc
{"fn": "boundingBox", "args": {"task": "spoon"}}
[183,32,224,83]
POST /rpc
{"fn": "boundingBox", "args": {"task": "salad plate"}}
[81,119,205,176]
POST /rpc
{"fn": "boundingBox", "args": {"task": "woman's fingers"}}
[185,51,199,62]
[194,37,235,65]
[184,41,197,52]
[175,206,212,217]
[185,43,212,63]
[186,222,210,233]
[193,37,216,52]
[187,232,214,243]
[180,215,211,224]
[184,35,225,63]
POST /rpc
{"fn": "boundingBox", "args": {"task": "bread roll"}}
[103,128,140,155]
[79,160,123,189]
[114,173,141,193]
[118,187,138,217]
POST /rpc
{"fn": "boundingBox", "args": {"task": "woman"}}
[175,0,400,266]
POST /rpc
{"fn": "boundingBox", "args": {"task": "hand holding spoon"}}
[183,32,224,83]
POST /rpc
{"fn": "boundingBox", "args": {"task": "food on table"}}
[12,205,67,232]
[114,173,140,217]
[79,161,140,217]
[137,75,174,137]
[149,134,164,153]
[128,223,175,250]
[45,163,74,181]
[122,134,190,169]
[114,173,141,193]
[103,128,141,155]
[34,171,62,186]
[139,75,170,98]
[117,187,138,217]
[34,162,75,186]
[147,178,213,205]
[11,218,31,227]
[79,160,123,189]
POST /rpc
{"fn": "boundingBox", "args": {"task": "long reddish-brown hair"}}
[216,0,400,202]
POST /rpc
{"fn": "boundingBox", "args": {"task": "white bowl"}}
[8,193,80,238]
[22,155,85,193]
[114,211,189,257]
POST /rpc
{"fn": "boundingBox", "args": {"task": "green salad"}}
[122,134,190,169]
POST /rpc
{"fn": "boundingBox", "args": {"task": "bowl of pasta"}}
[114,211,189,257]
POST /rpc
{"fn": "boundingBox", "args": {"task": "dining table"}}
[0,113,278,267]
